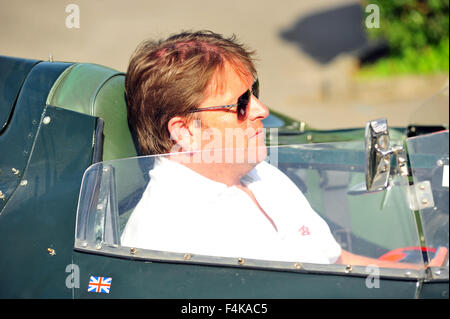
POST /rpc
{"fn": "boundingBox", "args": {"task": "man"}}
[122,30,446,267]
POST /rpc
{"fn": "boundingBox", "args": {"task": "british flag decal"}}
[88,276,112,294]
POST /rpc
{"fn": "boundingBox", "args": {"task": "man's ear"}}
[168,116,201,151]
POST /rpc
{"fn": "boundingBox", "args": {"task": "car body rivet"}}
[405,271,412,277]
[184,253,191,261]
[20,180,28,186]
[294,262,302,269]
[436,159,444,167]
[47,248,56,256]
[345,265,353,273]
[237,257,245,265]
[130,248,137,255]
[419,185,426,190]
[434,270,441,276]
[421,198,428,205]
[96,243,102,250]
[11,168,20,176]
[43,116,51,125]
[96,203,104,210]
[81,241,88,247]
[0,191,5,201]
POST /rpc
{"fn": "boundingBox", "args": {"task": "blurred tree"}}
[362,0,449,75]
[366,0,449,54]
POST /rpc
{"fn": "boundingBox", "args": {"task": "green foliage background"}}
[361,0,449,76]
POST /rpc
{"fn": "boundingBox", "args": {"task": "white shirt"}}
[121,157,341,264]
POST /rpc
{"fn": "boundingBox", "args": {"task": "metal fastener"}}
[421,198,428,205]
[47,248,56,256]
[20,180,28,186]
[11,168,20,176]
[184,253,191,261]
[237,257,245,265]
[95,243,102,250]
[96,203,104,210]
[0,191,5,201]
[405,271,412,277]
[130,248,137,255]
[294,262,302,269]
[436,159,444,167]
[344,265,353,273]
[42,116,51,125]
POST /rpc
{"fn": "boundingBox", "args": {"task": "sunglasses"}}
[188,79,259,121]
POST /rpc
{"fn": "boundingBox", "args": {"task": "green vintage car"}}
[0,55,448,300]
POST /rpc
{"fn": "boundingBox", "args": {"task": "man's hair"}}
[125,30,257,155]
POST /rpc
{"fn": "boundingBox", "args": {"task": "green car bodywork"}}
[0,55,447,299]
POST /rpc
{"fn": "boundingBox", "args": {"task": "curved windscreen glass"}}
[407,130,449,272]
[408,84,449,128]
[75,142,429,273]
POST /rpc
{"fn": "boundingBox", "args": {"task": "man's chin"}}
[170,144,267,165]
[221,144,267,165]
[245,144,267,165]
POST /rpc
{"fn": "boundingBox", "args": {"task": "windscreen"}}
[408,84,449,130]
[407,130,449,273]
[76,142,427,272]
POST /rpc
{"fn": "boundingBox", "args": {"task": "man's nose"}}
[248,95,269,121]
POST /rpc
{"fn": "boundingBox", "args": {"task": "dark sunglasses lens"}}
[237,90,251,120]
[235,80,259,120]
[252,79,259,99]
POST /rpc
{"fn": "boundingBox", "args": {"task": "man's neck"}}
[182,162,255,187]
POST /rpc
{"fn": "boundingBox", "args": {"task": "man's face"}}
[194,62,269,165]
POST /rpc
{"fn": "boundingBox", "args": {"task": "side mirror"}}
[365,119,393,191]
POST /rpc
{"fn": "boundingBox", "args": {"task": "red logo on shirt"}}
[298,225,311,236]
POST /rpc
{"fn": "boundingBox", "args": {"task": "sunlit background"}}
[0,0,448,129]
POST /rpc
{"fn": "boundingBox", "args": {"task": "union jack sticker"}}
[88,276,112,294]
